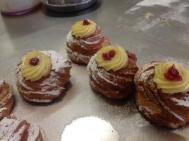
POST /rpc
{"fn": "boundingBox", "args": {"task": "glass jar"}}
[0,0,41,16]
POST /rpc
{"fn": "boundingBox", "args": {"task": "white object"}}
[61,116,119,141]
[0,0,40,13]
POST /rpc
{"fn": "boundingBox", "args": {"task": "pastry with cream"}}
[0,80,14,119]
[134,61,189,129]
[87,45,138,99]
[66,19,110,65]
[0,116,44,141]
[16,50,72,103]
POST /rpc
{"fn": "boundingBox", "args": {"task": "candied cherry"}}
[164,64,182,81]
[83,19,90,25]
[102,50,116,61]
[29,57,40,66]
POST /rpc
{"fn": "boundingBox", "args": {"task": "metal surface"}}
[45,0,97,13]
[0,0,189,140]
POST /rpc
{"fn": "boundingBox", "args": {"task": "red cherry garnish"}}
[164,64,182,81]
[29,57,40,66]
[83,19,90,25]
[109,50,116,58]
[102,50,116,61]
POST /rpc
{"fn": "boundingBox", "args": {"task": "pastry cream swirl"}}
[71,19,96,38]
[154,62,189,94]
[20,51,52,82]
[95,45,128,71]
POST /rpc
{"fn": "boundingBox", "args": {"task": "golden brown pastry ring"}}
[0,80,14,120]
[16,51,72,104]
[0,116,44,141]
[66,26,110,65]
[135,62,189,129]
[88,51,138,99]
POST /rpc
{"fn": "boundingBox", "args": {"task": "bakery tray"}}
[44,0,97,13]
[0,0,189,140]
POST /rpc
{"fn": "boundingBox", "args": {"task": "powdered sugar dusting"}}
[0,118,23,140]
[124,0,189,31]
[172,97,189,107]
[88,56,128,87]
[23,95,52,103]
[136,0,179,7]
[66,46,90,64]
[129,0,180,12]
[42,50,71,72]
[10,124,28,141]
[27,124,41,141]
[66,30,104,49]
[87,56,118,86]
[17,50,71,101]
[0,117,42,141]
[135,62,187,127]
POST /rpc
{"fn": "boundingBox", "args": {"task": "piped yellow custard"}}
[154,62,189,94]
[95,45,128,71]
[20,51,51,82]
[71,19,96,38]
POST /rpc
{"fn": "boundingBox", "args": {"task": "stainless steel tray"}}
[44,0,97,12]
[0,0,189,140]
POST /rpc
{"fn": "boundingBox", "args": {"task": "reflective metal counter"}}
[0,0,189,140]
